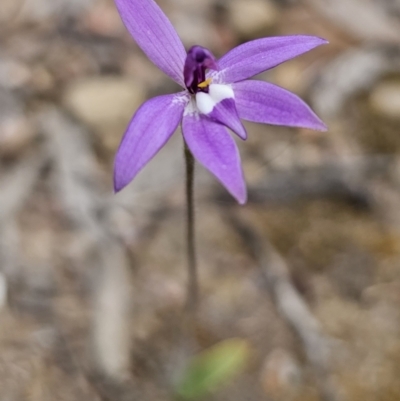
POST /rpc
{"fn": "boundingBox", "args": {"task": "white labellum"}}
[195,84,234,115]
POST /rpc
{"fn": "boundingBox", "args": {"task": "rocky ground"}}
[1,0,400,400]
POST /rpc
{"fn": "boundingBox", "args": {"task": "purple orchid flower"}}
[113,0,327,204]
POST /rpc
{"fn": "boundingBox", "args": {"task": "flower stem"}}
[184,142,198,313]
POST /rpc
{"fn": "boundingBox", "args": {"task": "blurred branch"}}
[214,156,390,207]
[0,159,37,308]
[225,212,345,401]
[0,150,47,223]
[305,0,400,44]
[39,109,103,235]
[39,109,132,381]
[312,46,400,117]
[0,149,47,284]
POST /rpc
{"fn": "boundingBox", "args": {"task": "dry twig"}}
[225,212,344,401]
[214,156,390,207]
[39,109,133,381]
[0,151,47,223]
[312,46,400,117]
[306,0,400,44]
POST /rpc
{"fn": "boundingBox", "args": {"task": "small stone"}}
[369,81,400,119]
[0,117,37,157]
[63,76,145,150]
[229,0,279,39]
[30,66,54,93]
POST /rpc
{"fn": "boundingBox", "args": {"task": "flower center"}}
[184,45,218,94]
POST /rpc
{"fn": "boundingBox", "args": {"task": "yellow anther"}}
[197,77,213,89]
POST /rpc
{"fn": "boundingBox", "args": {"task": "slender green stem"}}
[184,142,198,313]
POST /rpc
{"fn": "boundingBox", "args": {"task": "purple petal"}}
[216,35,328,84]
[114,0,186,86]
[182,114,247,204]
[195,84,247,139]
[114,93,188,192]
[202,98,247,140]
[233,80,327,131]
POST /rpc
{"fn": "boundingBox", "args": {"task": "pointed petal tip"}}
[309,114,328,132]
[296,35,329,50]
[229,178,247,205]
[239,130,248,140]
[235,120,248,140]
[113,172,127,194]
[295,34,328,46]
[319,37,329,45]
[113,182,122,194]
[237,192,248,205]
[317,121,328,132]
[297,119,328,132]
[310,35,329,45]
[302,118,328,132]
[198,89,248,140]
[230,123,247,140]
[224,183,247,205]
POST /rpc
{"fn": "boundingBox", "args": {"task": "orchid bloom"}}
[113,0,327,204]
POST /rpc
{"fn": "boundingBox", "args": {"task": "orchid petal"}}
[196,84,247,139]
[114,0,186,86]
[114,93,188,192]
[216,35,328,84]
[197,97,247,140]
[182,113,247,204]
[233,80,327,131]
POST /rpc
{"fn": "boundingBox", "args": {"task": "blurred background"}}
[1,0,400,400]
